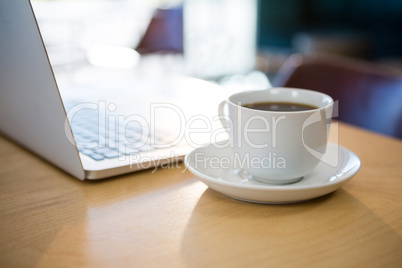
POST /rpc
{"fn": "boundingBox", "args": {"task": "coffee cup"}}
[218,87,334,184]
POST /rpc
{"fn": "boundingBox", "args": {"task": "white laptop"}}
[0,0,225,180]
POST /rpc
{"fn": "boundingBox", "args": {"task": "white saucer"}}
[184,142,361,204]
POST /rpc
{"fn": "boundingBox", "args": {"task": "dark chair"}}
[273,54,402,139]
[135,6,183,54]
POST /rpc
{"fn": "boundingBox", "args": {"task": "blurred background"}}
[31,0,402,138]
[258,0,402,70]
[32,0,402,86]
[32,0,402,80]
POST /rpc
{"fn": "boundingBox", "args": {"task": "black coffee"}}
[243,102,318,112]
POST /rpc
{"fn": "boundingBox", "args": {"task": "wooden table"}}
[1,122,401,267]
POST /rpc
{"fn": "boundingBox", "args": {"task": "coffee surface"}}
[243,102,318,112]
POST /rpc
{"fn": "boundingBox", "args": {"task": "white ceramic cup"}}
[218,87,334,184]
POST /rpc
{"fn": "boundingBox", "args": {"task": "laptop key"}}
[103,151,122,159]
[94,147,117,155]
[88,153,105,161]
[78,148,94,155]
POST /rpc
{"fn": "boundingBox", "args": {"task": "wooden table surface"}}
[1,122,401,268]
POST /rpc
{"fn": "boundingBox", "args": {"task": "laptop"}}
[0,0,225,180]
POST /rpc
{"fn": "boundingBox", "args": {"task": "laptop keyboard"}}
[67,102,175,161]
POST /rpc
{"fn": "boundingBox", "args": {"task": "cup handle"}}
[218,100,229,133]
